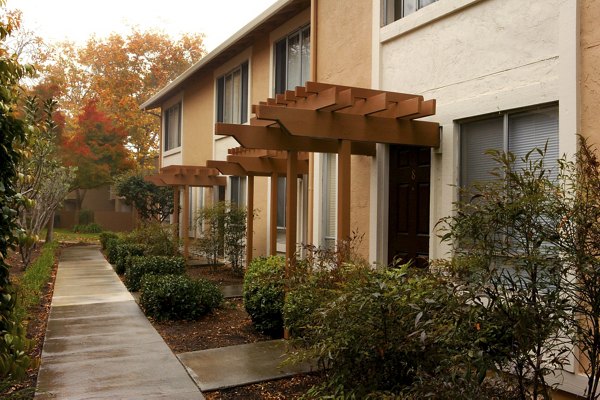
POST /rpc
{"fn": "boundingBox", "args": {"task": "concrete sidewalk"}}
[35,245,203,399]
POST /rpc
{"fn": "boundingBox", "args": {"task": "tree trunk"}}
[45,211,55,243]
[74,188,87,224]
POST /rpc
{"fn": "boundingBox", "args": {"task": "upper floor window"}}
[274,25,310,94]
[164,102,181,151]
[217,61,249,124]
[461,105,559,190]
[382,0,438,25]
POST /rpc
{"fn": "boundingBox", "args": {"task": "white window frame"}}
[382,0,439,26]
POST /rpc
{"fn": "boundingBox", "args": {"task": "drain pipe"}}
[307,0,318,244]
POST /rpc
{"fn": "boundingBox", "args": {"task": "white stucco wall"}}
[377,0,572,260]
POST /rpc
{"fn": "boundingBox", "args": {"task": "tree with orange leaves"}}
[62,100,134,211]
[39,29,205,169]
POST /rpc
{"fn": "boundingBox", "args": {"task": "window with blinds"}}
[164,102,181,151]
[461,105,559,189]
[274,25,310,95]
[230,176,246,206]
[217,62,249,124]
[322,153,337,248]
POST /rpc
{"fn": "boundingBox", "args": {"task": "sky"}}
[7,0,279,52]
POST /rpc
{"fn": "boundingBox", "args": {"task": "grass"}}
[13,241,59,323]
[41,228,101,244]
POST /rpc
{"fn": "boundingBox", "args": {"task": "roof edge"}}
[140,0,295,110]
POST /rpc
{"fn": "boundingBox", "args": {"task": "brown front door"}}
[388,145,431,266]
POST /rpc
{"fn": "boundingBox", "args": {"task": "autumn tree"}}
[38,29,205,168]
[62,100,134,212]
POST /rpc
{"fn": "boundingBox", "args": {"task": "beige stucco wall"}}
[316,0,372,259]
[580,0,600,147]
[181,74,215,166]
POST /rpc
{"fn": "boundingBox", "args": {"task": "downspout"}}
[307,0,318,244]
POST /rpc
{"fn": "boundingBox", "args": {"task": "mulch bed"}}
[150,262,325,398]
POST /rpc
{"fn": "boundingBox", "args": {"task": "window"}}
[274,25,310,94]
[230,176,246,206]
[164,102,181,151]
[217,62,249,124]
[322,154,337,248]
[277,176,286,244]
[461,106,559,189]
[382,0,438,25]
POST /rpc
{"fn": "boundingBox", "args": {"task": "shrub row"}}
[72,222,103,233]
[139,274,222,321]
[124,255,185,291]
[114,243,146,275]
[99,232,119,250]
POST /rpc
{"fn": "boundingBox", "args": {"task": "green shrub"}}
[139,274,222,321]
[99,232,119,250]
[105,237,122,264]
[243,256,285,336]
[125,255,185,291]
[78,209,94,225]
[287,264,468,398]
[125,221,178,256]
[72,222,103,234]
[114,243,146,275]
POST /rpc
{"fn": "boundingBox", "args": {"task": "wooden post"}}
[182,185,190,259]
[270,172,278,256]
[246,175,254,267]
[173,186,180,245]
[286,150,298,269]
[337,140,351,242]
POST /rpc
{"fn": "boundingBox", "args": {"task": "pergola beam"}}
[215,122,376,156]
[226,155,308,176]
[254,105,440,147]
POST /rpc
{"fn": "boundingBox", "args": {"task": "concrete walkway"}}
[36,245,203,399]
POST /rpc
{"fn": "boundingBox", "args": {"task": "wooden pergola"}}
[207,148,309,266]
[216,81,439,267]
[145,165,226,258]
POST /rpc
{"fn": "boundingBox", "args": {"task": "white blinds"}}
[508,107,559,178]
[324,153,337,242]
[461,106,559,189]
[461,116,503,188]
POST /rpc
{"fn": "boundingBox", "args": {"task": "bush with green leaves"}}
[99,232,119,250]
[125,221,178,256]
[105,237,123,264]
[438,147,572,400]
[78,209,94,225]
[194,202,226,266]
[243,256,285,336]
[139,274,222,321]
[286,264,464,398]
[124,255,185,291]
[114,243,146,275]
[72,222,103,234]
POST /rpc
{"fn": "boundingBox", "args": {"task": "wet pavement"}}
[35,245,203,399]
[178,340,316,391]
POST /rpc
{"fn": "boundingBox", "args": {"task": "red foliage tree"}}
[62,100,134,211]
